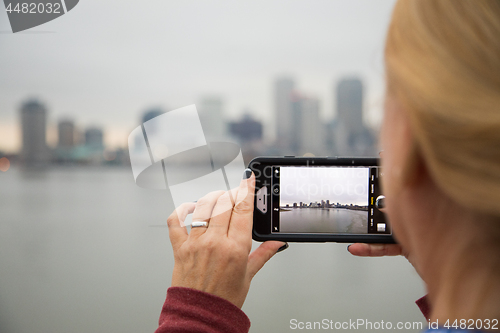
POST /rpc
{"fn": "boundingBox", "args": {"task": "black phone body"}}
[250,156,395,243]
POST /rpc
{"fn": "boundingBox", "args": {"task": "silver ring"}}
[191,221,208,228]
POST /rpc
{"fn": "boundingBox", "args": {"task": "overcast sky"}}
[279,166,369,206]
[0,0,396,152]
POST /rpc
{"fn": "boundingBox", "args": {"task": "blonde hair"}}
[385,0,500,217]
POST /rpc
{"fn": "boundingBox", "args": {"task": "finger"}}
[167,202,195,251]
[228,171,255,240]
[207,188,239,235]
[190,190,225,238]
[348,243,403,257]
[247,241,286,279]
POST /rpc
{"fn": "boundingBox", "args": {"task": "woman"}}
[156,1,500,332]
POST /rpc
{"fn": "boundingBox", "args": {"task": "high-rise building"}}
[142,108,164,124]
[84,127,104,149]
[290,95,323,155]
[332,78,375,156]
[20,99,48,166]
[58,119,75,148]
[337,78,363,132]
[198,97,225,140]
[228,113,263,144]
[300,97,322,155]
[134,108,165,153]
[274,77,295,147]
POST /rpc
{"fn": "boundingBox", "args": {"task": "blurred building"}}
[55,119,76,163]
[134,108,165,152]
[228,113,263,144]
[300,97,323,155]
[228,112,264,163]
[274,77,295,148]
[198,97,225,140]
[68,127,104,165]
[290,94,323,155]
[20,99,48,166]
[58,120,75,148]
[337,78,363,132]
[142,108,164,124]
[84,127,104,149]
[331,78,375,156]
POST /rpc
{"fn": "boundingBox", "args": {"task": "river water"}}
[0,167,426,333]
[280,208,367,234]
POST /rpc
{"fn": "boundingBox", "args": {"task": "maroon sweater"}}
[155,287,251,333]
[155,287,430,332]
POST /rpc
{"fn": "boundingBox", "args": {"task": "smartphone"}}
[249,156,394,243]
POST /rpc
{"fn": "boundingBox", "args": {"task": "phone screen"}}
[270,166,389,235]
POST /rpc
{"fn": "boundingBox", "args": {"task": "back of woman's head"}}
[385,0,500,217]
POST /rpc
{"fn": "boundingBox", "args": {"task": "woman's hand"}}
[347,243,409,258]
[166,172,285,308]
[348,243,420,277]
[348,200,419,276]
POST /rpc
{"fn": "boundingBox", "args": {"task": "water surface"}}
[0,167,426,333]
[280,208,367,234]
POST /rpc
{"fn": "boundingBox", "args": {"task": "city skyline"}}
[2,73,379,164]
[0,0,396,153]
[281,201,368,210]
[0,75,382,155]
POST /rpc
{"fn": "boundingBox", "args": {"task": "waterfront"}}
[0,167,425,333]
[280,208,367,234]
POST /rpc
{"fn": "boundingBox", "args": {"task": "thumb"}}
[247,241,286,279]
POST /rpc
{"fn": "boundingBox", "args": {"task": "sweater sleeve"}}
[416,295,431,320]
[155,287,251,333]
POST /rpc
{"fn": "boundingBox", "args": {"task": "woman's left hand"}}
[166,172,285,308]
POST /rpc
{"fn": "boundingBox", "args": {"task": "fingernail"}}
[243,168,252,179]
[347,244,351,252]
[277,242,289,253]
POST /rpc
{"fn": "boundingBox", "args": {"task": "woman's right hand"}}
[167,172,285,309]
